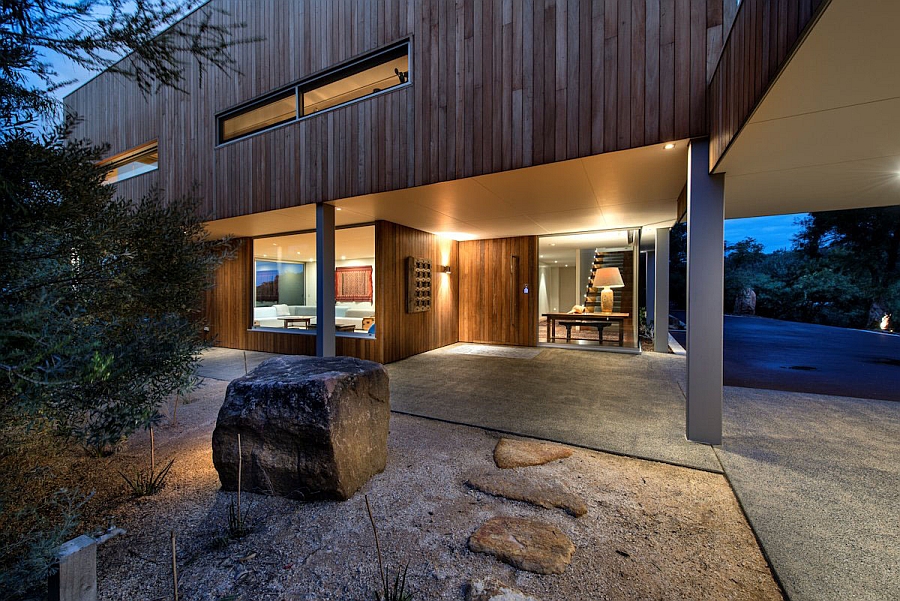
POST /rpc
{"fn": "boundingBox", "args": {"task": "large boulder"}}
[212,355,390,501]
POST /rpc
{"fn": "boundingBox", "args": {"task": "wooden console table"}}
[542,312,630,347]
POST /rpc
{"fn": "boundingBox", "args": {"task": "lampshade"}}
[591,267,624,289]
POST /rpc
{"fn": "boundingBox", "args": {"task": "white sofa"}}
[253,304,375,331]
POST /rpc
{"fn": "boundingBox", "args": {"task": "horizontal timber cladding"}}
[708,0,827,168]
[202,221,457,363]
[65,0,735,221]
[458,236,538,346]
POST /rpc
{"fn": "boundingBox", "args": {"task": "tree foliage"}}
[1,0,250,133]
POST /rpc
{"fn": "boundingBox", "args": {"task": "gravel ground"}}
[70,378,781,600]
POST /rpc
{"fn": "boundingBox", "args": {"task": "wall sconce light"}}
[440,265,451,274]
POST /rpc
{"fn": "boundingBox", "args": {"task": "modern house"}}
[65,0,900,445]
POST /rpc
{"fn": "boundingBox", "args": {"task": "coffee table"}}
[278,316,313,329]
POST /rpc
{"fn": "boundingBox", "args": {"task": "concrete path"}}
[387,344,720,472]
[672,315,900,402]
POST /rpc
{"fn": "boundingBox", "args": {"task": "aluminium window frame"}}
[99,140,159,184]
[216,39,411,147]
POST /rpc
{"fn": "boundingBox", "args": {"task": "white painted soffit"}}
[205,141,687,240]
[717,0,900,218]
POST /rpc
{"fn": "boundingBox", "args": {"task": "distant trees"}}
[669,206,899,329]
[721,207,899,328]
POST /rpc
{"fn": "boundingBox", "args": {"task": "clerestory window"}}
[217,41,410,145]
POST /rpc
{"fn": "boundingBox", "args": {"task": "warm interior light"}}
[437,232,478,241]
[664,143,676,150]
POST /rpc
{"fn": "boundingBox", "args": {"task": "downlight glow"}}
[664,143,676,150]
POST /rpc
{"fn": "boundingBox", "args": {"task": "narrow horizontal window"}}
[220,90,297,143]
[302,45,409,114]
[101,142,158,184]
[216,42,410,145]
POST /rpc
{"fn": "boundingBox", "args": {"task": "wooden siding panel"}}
[66,0,730,222]
[709,0,828,167]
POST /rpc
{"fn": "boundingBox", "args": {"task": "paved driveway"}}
[671,316,900,401]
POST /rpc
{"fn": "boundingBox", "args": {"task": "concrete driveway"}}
[671,315,900,402]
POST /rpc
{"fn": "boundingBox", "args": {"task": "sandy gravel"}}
[34,377,780,600]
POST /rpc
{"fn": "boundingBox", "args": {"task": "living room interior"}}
[252,224,376,337]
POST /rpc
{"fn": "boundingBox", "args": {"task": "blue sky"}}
[725,213,806,252]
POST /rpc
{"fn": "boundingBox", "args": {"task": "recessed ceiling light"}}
[565,264,568,267]
[336,207,342,211]
[551,243,556,246]
[272,243,277,246]
[263,254,267,257]
[341,256,346,260]
[309,257,314,261]
[554,260,558,263]
[540,255,544,258]
[664,143,676,150]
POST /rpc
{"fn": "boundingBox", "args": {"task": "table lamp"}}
[591,267,624,313]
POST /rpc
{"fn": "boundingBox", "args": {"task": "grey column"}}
[653,229,669,353]
[685,138,725,445]
[316,203,336,357]
[646,251,656,325]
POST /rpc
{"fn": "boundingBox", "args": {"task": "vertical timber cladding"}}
[376,222,459,363]
[459,237,538,346]
[64,0,734,222]
[708,0,828,167]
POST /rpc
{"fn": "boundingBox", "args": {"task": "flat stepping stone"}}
[493,438,573,469]
[466,578,540,601]
[465,471,587,517]
[468,516,575,575]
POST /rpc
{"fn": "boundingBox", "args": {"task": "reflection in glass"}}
[103,144,158,184]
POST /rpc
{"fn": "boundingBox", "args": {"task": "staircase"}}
[583,249,626,313]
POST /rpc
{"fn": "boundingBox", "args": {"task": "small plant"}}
[119,426,174,497]
[223,432,251,540]
[365,495,413,601]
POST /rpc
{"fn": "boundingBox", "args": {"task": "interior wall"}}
[558,267,577,311]
[459,236,538,346]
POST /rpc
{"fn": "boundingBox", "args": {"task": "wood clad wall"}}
[203,221,456,363]
[459,237,538,346]
[708,0,827,168]
[67,0,733,222]
[376,222,459,363]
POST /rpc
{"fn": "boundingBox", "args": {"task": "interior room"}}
[538,229,639,350]
[251,224,376,337]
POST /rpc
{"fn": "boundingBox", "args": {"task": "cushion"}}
[274,304,290,316]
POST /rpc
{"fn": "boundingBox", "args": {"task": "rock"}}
[465,471,587,517]
[493,438,573,469]
[211,355,390,501]
[733,287,756,315]
[468,517,575,575]
[466,578,540,601]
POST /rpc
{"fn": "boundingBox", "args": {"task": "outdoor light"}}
[664,143,676,150]
[440,265,451,274]
[591,267,624,313]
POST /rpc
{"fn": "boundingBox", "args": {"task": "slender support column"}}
[316,203,336,357]
[646,251,656,325]
[685,138,725,444]
[653,228,669,353]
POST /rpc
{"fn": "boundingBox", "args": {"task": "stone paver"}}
[468,516,575,575]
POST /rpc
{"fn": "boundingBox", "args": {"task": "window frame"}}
[216,40,411,147]
[99,141,159,184]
